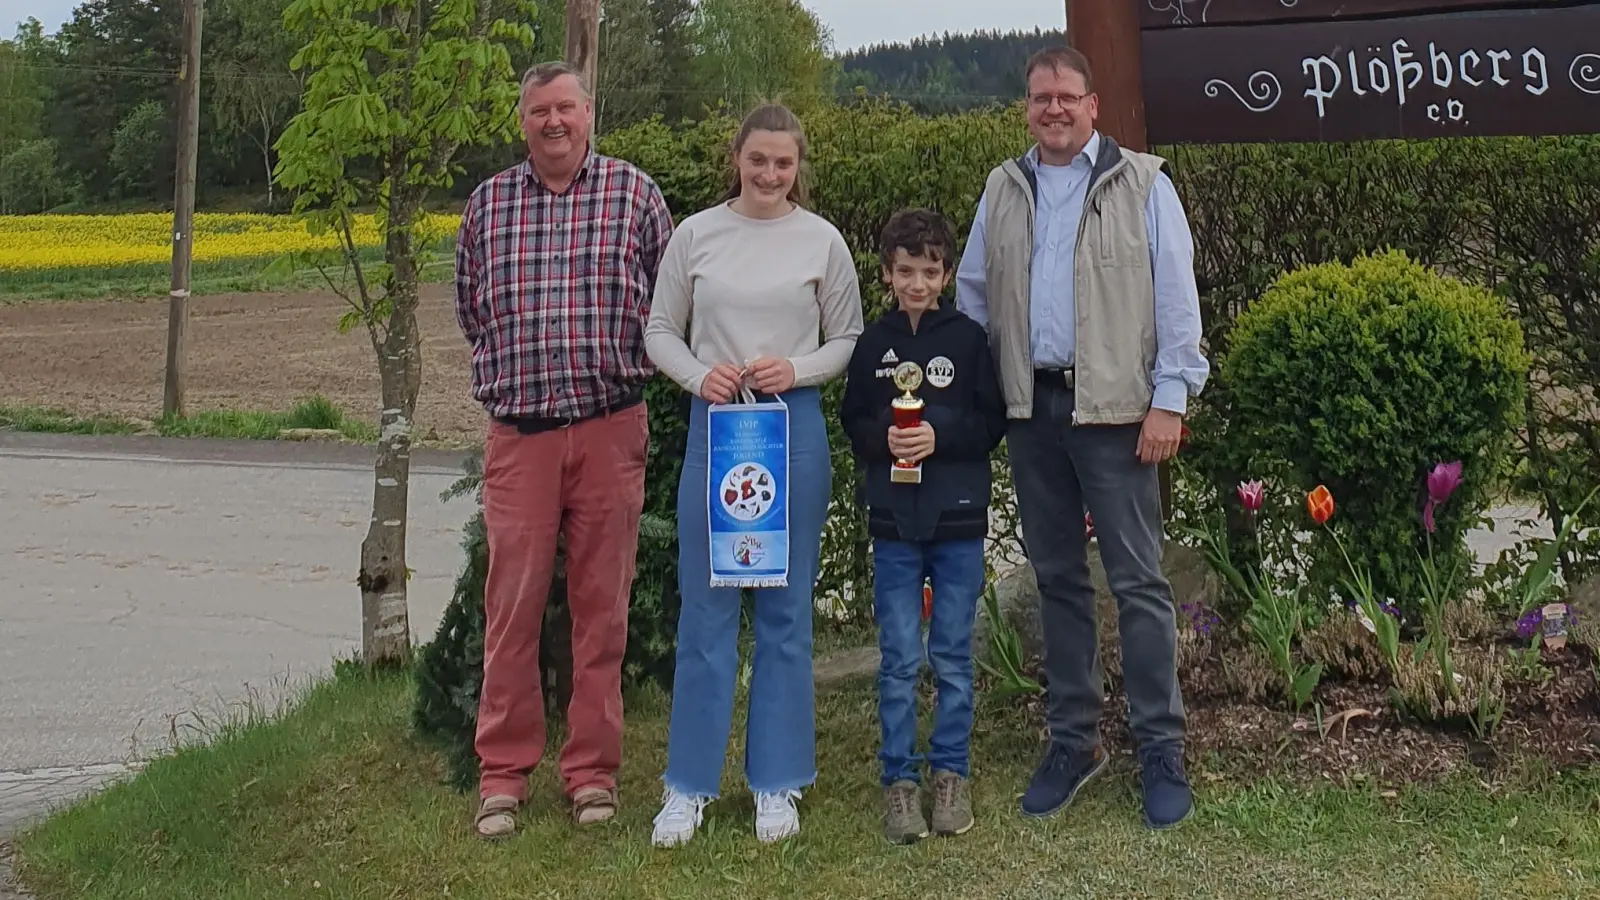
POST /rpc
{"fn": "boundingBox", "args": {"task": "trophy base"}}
[891,461,922,484]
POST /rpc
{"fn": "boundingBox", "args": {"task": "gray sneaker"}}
[930,770,974,836]
[883,780,928,845]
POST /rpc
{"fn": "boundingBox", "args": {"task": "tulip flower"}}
[1084,511,1095,540]
[1179,424,1191,451]
[1306,485,1334,525]
[922,582,932,622]
[1236,479,1264,512]
[1423,460,1463,534]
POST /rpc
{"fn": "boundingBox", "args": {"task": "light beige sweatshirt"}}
[644,201,864,397]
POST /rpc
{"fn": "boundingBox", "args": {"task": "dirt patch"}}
[0,287,485,445]
[996,636,1600,790]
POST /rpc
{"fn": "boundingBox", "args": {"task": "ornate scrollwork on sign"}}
[1571,54,1600,95]
[1147,0,1207,26]
[1148,0,1303,26]
[1205,70,1283,112]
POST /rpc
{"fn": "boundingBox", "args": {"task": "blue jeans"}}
[663,388,832,797]
[873,537,986,786]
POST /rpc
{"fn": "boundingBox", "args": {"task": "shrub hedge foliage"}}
[1220,250,1530,614]
[413,99,1600,787]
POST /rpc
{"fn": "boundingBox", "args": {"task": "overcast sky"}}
[10,0,1065,51]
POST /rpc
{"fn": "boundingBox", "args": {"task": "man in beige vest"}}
[954,46,1208,830]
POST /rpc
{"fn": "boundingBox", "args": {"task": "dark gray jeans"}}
[1007,376,1186,752]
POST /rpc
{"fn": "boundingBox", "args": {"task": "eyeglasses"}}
[1029,92,1089,111]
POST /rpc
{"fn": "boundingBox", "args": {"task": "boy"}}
[839,208,1008,844]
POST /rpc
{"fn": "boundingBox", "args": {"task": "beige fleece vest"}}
[981,139,1167,425]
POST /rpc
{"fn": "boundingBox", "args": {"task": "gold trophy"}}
[890,361,925,484]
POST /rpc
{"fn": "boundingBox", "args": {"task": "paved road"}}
[0,432,476,841]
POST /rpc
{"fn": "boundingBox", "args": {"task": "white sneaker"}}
[651,788,708,848]
[754,790,801,843]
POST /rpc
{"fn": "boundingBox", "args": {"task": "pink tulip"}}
[1423,460,1463,533]
[1236,479,1264,512]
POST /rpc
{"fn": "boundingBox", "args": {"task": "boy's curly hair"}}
[879,208,958,272]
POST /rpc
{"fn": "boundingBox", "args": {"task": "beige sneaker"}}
[883,780,929,845]
[930,771,974,836]
[652,788,709,848]
[755,790,802,843]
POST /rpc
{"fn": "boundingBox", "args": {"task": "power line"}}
[5,60,1026,103]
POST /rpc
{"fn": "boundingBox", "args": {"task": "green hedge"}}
[1220,250,1530,615]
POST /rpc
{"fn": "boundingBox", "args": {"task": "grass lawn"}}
[0,258,343,303]
[14,663,1600,900]
[0,396,377,443]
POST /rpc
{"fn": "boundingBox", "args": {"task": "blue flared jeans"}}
[663,388,832,797]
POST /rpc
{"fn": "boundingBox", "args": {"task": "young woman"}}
[643,103,864,847]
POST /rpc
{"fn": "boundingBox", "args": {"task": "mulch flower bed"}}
[998,637,1600,789]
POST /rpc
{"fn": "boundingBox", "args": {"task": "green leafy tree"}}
[272,0,536,665]
[649,0,695,123]
[207,0,302,209]
[109,99,172,198]
[595,0,665,132]
[45,0,183,201]
[0,22,50,162]
[0,139,66,213]
[687,0,835,113]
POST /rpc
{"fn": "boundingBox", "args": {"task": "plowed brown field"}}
[0,287,486,445]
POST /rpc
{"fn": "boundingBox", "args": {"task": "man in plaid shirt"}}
[455,60,674,839]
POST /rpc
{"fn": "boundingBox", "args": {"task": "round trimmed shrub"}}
[1219,250,1530,616]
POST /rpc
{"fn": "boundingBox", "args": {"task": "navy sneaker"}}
[1019,742,1107,818]
[1138,744,1193,830]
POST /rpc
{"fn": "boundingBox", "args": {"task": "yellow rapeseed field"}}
[0,212,461,274]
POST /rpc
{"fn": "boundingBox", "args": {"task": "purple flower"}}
[1180,601,1220,636]
[1345,596,1400,620]
[1423,461,1464,534]
[1516,609,1543,641]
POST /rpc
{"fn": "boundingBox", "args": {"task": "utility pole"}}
[565,0,601,90]
[1065,0,1173,517]
[163,0,204,420]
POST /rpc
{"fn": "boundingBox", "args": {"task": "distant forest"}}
[1,4,1063,214]
[836,28,1067,113]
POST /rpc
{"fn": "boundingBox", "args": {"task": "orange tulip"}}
[1306,485,1335,524]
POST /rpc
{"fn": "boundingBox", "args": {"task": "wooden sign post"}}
[1067,0,1150,151]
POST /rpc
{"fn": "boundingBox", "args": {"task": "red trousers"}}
[475,402,648,802]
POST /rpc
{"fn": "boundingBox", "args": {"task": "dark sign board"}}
[1139,0,1555,29]
[1142,5,1600,143]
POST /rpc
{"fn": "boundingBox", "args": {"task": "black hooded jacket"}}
[838,305,1008,543]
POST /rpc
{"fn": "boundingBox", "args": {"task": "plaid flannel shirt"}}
[454,150,673,421]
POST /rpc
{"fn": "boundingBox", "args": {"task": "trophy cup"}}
[890,361,925,484]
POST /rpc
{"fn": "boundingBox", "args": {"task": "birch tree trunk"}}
[357,201,423,665]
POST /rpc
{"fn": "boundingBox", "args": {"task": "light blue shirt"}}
[954,131,1210,415]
